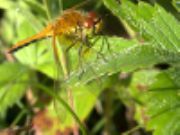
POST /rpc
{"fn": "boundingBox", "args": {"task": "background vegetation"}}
[0,0,179,135]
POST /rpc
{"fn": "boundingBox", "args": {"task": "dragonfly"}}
[7,1,103,125]
[7,9,102,65]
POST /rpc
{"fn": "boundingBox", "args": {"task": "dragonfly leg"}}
[82,35,108,62]
[77,28,89,78]
[78,41,84,72]
[92,36,108,62]
[103,35,111,53]
[65,38,79,53]
[80,35,103,84]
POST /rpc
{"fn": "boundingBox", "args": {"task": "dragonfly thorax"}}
[54,10,102,37]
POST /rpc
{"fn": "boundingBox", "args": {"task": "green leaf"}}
[0,62,29,118]
[102,1,180,134]
[0,0,17,9]
[23,0,46,18]
[103,0,180,52]
[166,66,180,87]
[65,0,180,86]
[67,37,180,85]
[172,0,180,12]
[13,18,56,78]
[129,69,180,135]
[34,80,105,134]
[48,82,103,131]
[1,0,57,79]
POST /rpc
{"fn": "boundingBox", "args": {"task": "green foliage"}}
[129,69,180,135]
[47,82,103,132]
[102,0,180,134]
[68,0,180,83]
[0,62,29,118]
[0,0,179,134]
[172,0,180,12]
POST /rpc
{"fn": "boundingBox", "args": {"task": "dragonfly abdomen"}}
[8,24,53,53]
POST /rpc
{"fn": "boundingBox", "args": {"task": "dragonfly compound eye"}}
[84,11,102,29]
[83,18,94,28]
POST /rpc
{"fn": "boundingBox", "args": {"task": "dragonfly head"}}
[83,11,102,34]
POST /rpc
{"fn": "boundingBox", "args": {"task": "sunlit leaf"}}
[0,62,29,118]
[103,0,180,52]
[67,37,180,85]
[46,81,103,131]
[129,69,180,135]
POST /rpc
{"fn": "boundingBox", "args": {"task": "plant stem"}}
[10,101,29,126]
[122,125,142,135]
[58,0,63,14]
[43,0,51,21]
[36,83,88,135]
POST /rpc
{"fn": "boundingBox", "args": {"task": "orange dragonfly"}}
[7,6,103,130]
[6,3,103,132]
[7,9,102,68]
[7,6,102,112]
